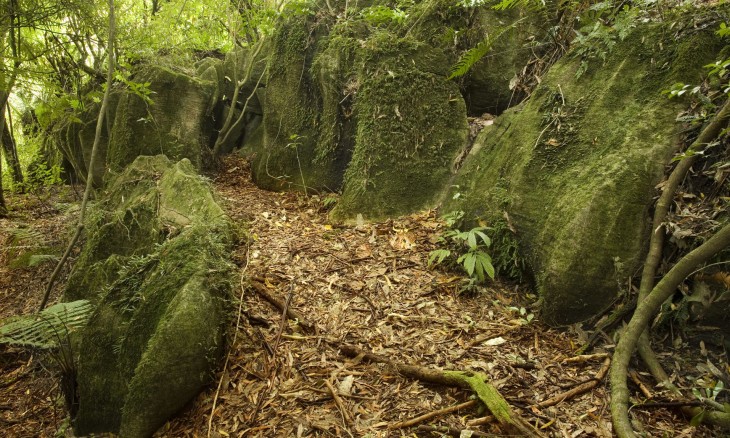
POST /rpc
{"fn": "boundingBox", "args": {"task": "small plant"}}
[428,211,495,284]
[507,305,535,324]
[360,5,407,26]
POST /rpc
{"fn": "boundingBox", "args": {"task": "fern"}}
[0,300,93,349]
[448,21,519,80]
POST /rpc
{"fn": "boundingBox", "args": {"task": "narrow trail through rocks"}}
[0,156,713,437]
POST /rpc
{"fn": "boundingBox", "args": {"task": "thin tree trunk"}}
[0,91,12,217]
[2,117,24,186]
[39,0,116,312]
[0,138,6,217]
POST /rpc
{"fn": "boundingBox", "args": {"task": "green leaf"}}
[463,253,476,276]
[448,21,519,80]
[0,300,93,349]
[690,410,706,427]
[473,229,491,247]
[428,249,451,266]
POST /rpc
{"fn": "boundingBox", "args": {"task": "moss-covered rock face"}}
[107,65,217,173]
[65,155,234,437]
[333,31,468,219]
[443,16,727,325]
[48,62,217,186]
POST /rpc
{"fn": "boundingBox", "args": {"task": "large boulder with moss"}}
[246,0,543,218]
[443,12,727,325]
[64,155,234,437]
[44,61,217,185]
[107,64,217,172]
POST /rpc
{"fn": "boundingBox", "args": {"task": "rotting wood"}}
[390,399,478,429]
[338,344,546,437]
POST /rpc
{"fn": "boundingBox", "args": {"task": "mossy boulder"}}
[47,62,217,186]
[65,155,234,437]
[107,65,217,173]
[247,6,471,218]
[443,14,727,325]
[332,31,468,219]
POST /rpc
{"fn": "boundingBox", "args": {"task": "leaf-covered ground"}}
[0,156,725,437]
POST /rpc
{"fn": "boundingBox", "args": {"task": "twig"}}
[390,399,478,429]
[628,370,653,399]
[632,401,705,409]
[249,279,315,332]
[467,415,496,427]
[561,353,609,364]
[416,425,491,437]
[271,282,294,353]
[325,378,353,428]
[533,357,610,409]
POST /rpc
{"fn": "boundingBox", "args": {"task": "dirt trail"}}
[0,156,713,437]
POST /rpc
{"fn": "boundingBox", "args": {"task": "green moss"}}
[68,155,234,436]
[333,32,468,219]
[107,64,216,174]
[443,14,726,325]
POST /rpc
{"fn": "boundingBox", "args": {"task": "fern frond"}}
[448,21,518,80]
[0,300,93,349]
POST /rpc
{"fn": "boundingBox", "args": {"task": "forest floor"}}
[0,155,725,437]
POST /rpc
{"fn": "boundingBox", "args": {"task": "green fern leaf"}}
[0,300,93,348]
[448,23,517,80]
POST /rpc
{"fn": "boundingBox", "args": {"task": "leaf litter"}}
[0,157,725,437]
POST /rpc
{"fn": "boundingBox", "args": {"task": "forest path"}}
[162,155,618,438]
[0,156,698,437]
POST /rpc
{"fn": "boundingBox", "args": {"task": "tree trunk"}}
[39,0,116,312]
[0,92,12,217]
[2,117,24,186]
[0,143,7,217]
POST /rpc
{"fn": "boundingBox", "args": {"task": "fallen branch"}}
[338,344,546,437]
[390,399,478,430]
[534,357,610,409]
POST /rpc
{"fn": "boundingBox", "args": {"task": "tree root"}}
[338,344,546,437]
[610,223,730,438]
